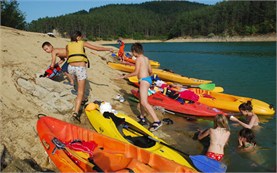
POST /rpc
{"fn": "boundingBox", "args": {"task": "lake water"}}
[111,42,276,172]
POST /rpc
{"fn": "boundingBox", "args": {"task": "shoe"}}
[149,121,163,132]
[137,115,147,125]
[72,112,81,123]
[81,98,88,106]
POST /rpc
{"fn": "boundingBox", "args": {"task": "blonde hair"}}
[214,114,230,131]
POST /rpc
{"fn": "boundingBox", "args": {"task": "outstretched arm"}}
[230,116,256,129]
[84,42,113,52]
[121,60,140,79]
[198,128,210,140]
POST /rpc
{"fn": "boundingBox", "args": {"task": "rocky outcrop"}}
[14,71,75,114]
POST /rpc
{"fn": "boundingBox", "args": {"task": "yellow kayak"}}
[114,53,160,68]
[189,88,275,116]
[128,76,224,93]
[85,106,195,169]
[108,62,212,85]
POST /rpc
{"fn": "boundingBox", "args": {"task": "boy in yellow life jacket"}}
[42,42,74,85]
[67,31,113,122]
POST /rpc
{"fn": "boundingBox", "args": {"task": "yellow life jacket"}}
[67,41,88,64]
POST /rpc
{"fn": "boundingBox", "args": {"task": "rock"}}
[17,78,34,94]
[32,85,49,99]
[2,158,54,172]
[0,144,13,171]
[35,77,72,93]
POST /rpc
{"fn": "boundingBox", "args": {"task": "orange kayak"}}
[131,89,226,117]
[37,116,197,172]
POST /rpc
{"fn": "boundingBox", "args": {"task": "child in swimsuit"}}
[238,128,256,152]
[198,114,230,161]
[42,42,74,85]
[230,101,259,129]
[119,43,162,132]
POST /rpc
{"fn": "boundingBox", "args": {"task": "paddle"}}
[52,137,103,172]
[189,83,224,92]
[123,123,227,173]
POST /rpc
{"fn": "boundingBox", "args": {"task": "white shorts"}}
[68,65,87,81]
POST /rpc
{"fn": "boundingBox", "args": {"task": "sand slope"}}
[0,26,126,170]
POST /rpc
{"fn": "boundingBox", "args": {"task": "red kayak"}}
[131,89,226,117]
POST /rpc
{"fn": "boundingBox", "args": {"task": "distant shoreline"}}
[95,33,276,44]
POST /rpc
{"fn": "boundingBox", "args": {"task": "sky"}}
[18,0,222,23]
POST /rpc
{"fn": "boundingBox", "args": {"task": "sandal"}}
[72,112,81,123]
[81,98,88,106]
[137,115,147,125]
[162,118,174,125]
[149,121,163,132]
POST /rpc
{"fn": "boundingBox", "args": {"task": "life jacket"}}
[118,41,125,57]
[40,64,62,79]
[67,41,90,67]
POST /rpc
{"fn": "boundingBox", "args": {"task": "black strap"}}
[124,168,135,173]
[67,54,90,68]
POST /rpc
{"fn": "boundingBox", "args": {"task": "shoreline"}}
[94,33,277,44]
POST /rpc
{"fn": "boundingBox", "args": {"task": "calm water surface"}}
[112,42,276,172]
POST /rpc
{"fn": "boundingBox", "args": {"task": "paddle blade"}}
[212,86,224,93]
[190,155,227,173]
[199,83,216,91]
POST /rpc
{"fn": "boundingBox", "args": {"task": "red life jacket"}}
[40,65,62,79]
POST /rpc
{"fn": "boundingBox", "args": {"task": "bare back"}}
[208,128,230,154]
[135,55,151,79]
[54,48,67,60]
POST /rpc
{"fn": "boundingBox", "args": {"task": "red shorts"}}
[206,152,224,161]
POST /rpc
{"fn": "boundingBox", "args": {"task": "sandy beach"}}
[94,33,276,44]
[1,26,275,171]
[0,26,174,171]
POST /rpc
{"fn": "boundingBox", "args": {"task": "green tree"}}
[1,0,26,29]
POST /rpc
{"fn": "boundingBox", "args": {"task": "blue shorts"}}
[61,61,69,73]
[140,76,153,85]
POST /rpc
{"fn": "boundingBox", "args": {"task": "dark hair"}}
[131,43,143,54]
[239,101,253,111]
[70,31,82,42]
[42,41,51,48]
[239,128,256,144]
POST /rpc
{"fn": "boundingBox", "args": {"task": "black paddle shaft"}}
[124,123,190,157]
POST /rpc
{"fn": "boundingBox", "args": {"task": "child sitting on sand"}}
[238,128,256,152]
[198,114,230,161]
[42,41,74,85]
[230,101,259,129]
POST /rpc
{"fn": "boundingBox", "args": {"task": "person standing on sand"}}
[118,43,162,132]
[198,114,230,161]
[66,31,113,122]
[230,101,259,129]
[42,41,74,85]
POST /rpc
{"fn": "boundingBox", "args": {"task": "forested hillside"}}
[27,1,276,40]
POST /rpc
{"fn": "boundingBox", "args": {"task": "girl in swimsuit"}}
[230,101,259,129]
[198,114,230,161]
